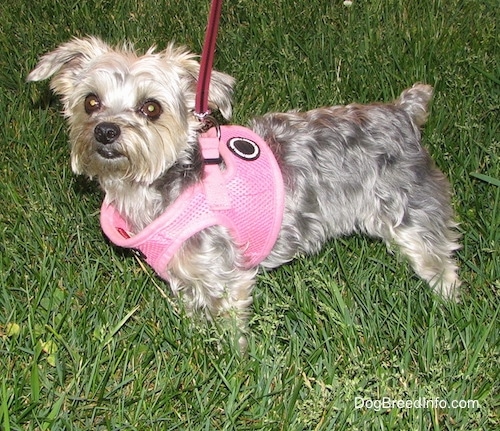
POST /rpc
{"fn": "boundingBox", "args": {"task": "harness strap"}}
[199,129,231,210]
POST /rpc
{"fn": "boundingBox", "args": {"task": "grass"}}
[0,0,498,429]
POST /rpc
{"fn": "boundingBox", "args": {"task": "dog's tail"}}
[396,83,433,128]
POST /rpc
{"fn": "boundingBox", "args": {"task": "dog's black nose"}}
[94,122,121,144]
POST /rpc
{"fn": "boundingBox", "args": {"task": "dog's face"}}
[28,37,234,184]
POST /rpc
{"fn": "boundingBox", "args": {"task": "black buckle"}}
[203,157,223,165]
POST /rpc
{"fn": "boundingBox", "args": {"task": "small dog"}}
[28,37,460,336]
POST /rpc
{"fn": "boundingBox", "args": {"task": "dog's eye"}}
[139,100,162,120]
[84,94,101,114]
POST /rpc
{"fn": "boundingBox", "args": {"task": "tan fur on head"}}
[27,36,234,188]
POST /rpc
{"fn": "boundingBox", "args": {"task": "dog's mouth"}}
[96,145,125,160]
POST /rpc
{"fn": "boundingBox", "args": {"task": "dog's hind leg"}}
[390,218,461,300]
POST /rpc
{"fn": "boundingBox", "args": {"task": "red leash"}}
[195,0,226,208]
[194,0,224,121]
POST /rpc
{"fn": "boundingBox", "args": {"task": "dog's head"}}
[27,36,234,184]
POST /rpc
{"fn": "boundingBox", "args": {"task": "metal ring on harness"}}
[196,113,221,139]
[198,115,222,165]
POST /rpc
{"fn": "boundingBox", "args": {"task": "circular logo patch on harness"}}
[227,137,260,161]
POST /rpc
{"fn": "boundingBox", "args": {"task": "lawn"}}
[0,0,498,429]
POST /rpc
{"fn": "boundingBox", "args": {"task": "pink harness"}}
[100,125,284,280]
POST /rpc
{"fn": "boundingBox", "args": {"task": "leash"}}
[194,0,229,209]
[194,0,224,122]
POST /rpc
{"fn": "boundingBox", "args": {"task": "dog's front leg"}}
[167,226,257,348]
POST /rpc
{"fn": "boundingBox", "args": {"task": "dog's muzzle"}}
[94,122,123,159]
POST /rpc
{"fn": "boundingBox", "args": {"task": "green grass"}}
[0,0,498,429]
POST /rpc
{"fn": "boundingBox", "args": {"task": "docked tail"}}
[396,83,433,127]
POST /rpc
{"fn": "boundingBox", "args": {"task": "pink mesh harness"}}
[100,125,284,280]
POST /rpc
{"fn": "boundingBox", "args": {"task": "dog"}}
[28,37,461,341]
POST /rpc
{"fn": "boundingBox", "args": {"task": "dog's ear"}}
[27,37,111,96]
[207,69,235,120]
[160,44,235,120]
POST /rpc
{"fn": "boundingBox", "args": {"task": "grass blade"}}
[470,172,500,187]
